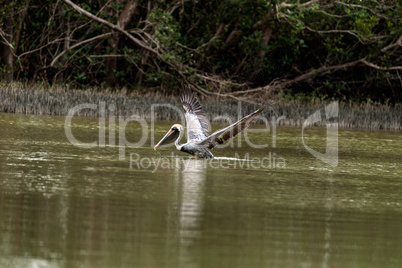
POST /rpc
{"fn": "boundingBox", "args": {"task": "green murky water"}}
[0,113,401,267]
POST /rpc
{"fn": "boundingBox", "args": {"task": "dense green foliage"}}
[1,0,401,102]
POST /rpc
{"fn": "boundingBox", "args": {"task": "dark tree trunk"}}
[105,1,138,86]
[1,0,31,82]
[2,2,15,82]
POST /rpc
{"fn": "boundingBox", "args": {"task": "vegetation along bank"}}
[0,84,400,130]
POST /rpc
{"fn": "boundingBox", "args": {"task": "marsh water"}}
[0,113,401,268]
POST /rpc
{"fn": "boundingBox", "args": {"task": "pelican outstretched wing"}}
[180,87,210,143]
[197,107,264,149]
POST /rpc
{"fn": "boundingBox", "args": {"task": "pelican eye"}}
[172,127,177,131]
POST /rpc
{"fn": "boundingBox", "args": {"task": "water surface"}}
[0,113,401,267]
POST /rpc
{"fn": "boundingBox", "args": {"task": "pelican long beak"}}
[154,128,177,150]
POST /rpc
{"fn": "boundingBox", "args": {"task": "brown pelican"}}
[154,87,264,159]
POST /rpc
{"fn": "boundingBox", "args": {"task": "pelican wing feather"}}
[197,107,264,149]
[180,87,210,142]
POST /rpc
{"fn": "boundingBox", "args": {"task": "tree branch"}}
[279,0,319,9]
[62,0,159,56]
[218,58,402,101]
[50,32,112,66]
[359,59,402,71]
[304,25,364,42]
[334,1,389,20]
[61,0,201,85]
[0,29,14,49]
[381,34,402,52]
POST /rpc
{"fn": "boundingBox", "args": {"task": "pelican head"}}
[154,124,183,150]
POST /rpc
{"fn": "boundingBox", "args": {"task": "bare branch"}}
[334,1,389,20]
[50,33,112,66]
[61,0,196,86]
[215,58,402,101]
[359,59,402,71]
[304,25,363,41]
[196,23,225,51]
[381,34,402,52]
[279,0,319,9]
[62,0,159,56]
[0,29,15,49]
[18,37,65,59]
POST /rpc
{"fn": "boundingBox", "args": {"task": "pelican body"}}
[154,87,264,159]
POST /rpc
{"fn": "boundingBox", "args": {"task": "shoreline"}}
[0,86,400,130]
